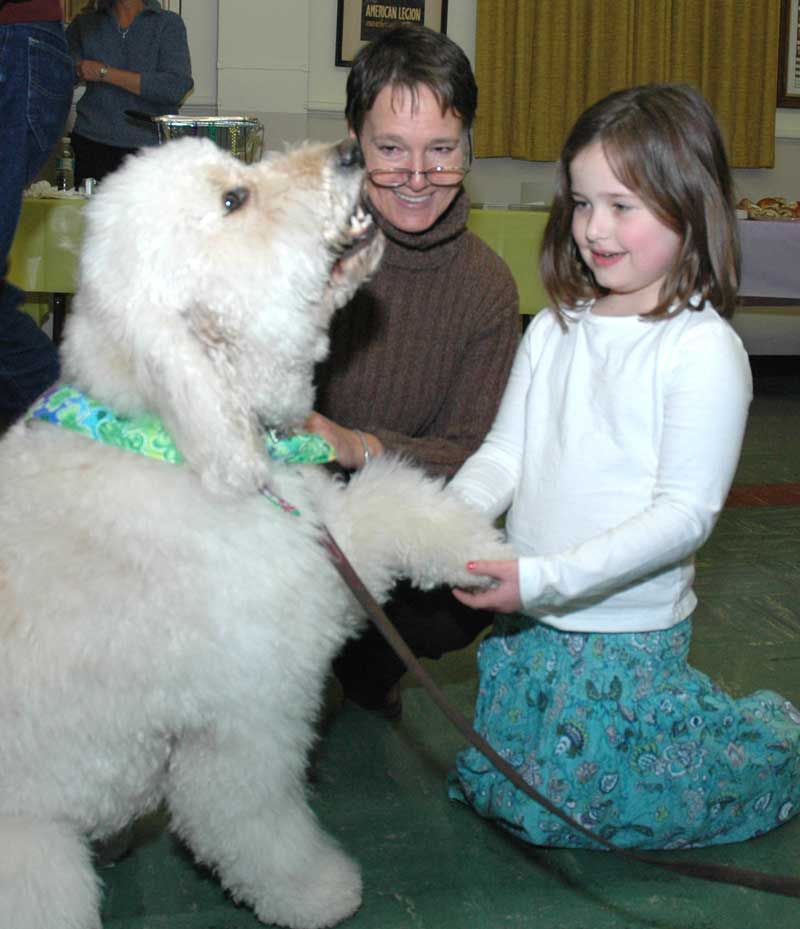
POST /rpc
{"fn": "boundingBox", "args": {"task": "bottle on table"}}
[55,137,75,191]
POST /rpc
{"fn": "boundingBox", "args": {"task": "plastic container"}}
[151,115,264,164]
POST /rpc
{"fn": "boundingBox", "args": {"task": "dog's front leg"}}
[321,457,514,598]
[165,716,361,929]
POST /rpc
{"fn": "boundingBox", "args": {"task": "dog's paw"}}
[415,539,516,592]
[255,846,362,929]
[439,566,500,592]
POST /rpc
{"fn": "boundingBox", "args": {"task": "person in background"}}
[447,83,800,848]
[66,0,192,185]
[0,0,73,432]
[307,25,520,719]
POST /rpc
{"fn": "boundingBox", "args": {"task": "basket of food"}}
[737,196,800,220]
[126,112,264,164]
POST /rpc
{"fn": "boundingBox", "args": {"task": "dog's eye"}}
[223,187,249,214]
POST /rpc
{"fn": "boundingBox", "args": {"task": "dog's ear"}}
[140,306,271,496]
[64,291,272,496]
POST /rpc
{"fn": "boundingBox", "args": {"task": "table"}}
[737,218,800,303]
[466,208,550,317]
[467,213,800,316]
[8,202,798,341]
[8,199,552,330]
[7,196,86,340]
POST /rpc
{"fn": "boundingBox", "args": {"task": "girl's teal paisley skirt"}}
[448,617,800,849]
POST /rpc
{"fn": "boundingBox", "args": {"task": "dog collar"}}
[26,383,335,514]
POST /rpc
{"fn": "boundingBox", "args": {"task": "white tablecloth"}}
[738,219,800,300]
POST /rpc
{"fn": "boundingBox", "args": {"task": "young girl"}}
[447,84,800,849]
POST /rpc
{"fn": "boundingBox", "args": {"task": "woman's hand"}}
[76,59,106,82]
[453,560,521,613]
[75,59,142,95]
[304,411,382,470]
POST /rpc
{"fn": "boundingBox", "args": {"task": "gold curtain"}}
[475,0,780,167]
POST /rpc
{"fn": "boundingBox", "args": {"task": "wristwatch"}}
[98,64,109,80]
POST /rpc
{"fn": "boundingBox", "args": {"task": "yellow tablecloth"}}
[7,198,550,323]
[7,197,86,326]
[467,208,550,316]
[8,196,86,294]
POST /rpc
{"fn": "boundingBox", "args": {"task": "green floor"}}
[100,363,800,929]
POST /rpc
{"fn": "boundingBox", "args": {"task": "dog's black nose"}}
[336,139,364,169]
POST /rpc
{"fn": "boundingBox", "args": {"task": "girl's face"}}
[569,142,682,316]
[355,83,465,234]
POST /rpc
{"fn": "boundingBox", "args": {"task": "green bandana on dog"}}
[27,384,335,514]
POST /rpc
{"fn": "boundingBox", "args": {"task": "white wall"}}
[164,1,800,353]
[179,0,218,112]
[185,0,800,206]
[218,0,309,113]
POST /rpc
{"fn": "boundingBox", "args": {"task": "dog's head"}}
[61,137,384,494]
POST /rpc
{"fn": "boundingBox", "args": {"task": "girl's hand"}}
[303,411,382,470]
[453,560,521,613]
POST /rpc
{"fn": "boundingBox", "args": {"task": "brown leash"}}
[320,527,800,900]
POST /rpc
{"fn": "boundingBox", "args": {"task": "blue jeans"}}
[0,21,73,426]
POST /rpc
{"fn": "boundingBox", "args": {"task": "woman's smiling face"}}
[355,83,466,234]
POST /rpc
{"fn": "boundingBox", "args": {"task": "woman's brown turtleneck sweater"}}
[315,190,519,478]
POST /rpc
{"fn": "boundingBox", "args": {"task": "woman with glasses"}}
[307,24,520,720]
[66,0,193,186]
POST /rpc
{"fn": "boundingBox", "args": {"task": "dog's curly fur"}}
[0,138,512,929]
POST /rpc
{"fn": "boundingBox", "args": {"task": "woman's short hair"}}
[345,25,478,136]
[540,83,740,320]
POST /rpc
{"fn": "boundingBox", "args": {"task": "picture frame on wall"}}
[778,0,800,107]
[335,0,449,67]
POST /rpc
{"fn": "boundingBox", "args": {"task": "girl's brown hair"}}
[539,84,740,321]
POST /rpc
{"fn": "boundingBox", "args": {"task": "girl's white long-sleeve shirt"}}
[450,302,752,632]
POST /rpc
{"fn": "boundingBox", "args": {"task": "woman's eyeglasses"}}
[367,166,469,188]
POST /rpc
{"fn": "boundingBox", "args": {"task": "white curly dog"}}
[0,137,511,929]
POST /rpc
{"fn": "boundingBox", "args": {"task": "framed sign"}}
[778,0,800,107]
[335,0,449,67]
